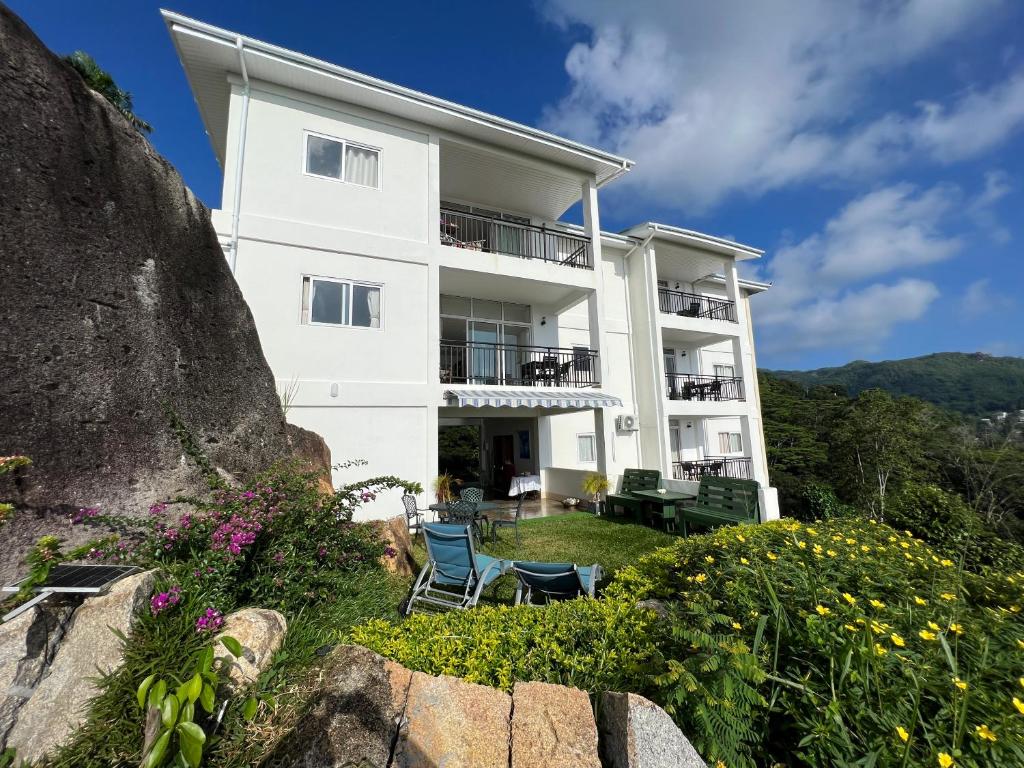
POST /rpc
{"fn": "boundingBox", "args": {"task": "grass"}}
[410,511,675,604]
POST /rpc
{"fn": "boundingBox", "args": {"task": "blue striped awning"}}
[445,389,623,409]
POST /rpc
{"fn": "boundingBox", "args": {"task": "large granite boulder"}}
[511,681,600,768]
[4,569,156,763]
[215,608,287,692]
[598,691,707,768]
[265,644,412,768]
[0,5,293,583]
[372,514,418,577]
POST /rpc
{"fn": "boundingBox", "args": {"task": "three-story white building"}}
[164,11,779,520]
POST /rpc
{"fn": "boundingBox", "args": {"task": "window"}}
[577,433,597,463]
[718,432,743,453]
[301,276,381,328]
[573,345,592,372]
[713,364,735,379]
[304,132,380,188]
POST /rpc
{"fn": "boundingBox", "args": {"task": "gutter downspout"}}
[228,36,251,275]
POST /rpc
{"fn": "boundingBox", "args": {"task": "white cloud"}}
[961,278,1015,316]
[538,0,1023,213]
[751,183,961,353]
[967,170,1012,243]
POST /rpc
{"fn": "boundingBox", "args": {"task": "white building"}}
[163,11,780,520]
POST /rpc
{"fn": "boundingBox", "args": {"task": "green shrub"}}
[800,481,856,521]
[352,598,660,696]
[612,518,1024,768]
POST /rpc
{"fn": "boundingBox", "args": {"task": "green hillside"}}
[767,352,1024,415]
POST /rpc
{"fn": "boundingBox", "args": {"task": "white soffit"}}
[162,10,633,188]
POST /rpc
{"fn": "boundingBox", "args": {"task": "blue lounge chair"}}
[510,562,604,605]
[405,523,509,614]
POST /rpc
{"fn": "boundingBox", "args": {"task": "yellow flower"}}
[1013,697,1024,715]
[1018,639,1024,650]
[827,549,837,557]
[953,677,968,691]
[816,605,831,616]
[694,573,708,583]
[844,623,857,632]
[928,621,941,631]
[846,538,856,545]
[766,552,778,561]
[735,533,746,542]
[919,629,937,641]
[900,541,911,549]
[896,726,909,743]
[940,559,954,567]
[871,622,885,634]
[861,544,870,552]
[938,753,954,768]
[797,541,807,549]
[874,643,888,656]
[975,724,997,742]
[704,555,715,563]
[842,593,857,605]
[914,596,927,605]
[890,633,905,647]
[940,592,956,601]
[948,623,962,634]
[740,557,750,565]
[731,622,742,630]
[1019,677,1024,690]
[870,599,885,609]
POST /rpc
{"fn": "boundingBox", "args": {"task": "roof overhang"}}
[444,389,623,409]
[700,274,772,295]
[161,9,634,188]
[623,222,764,261]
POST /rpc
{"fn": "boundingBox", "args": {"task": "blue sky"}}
[10,0,1024,369]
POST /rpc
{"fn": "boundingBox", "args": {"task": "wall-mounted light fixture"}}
[686,421,693,429]
[680,350,687,357]
[540,316,547,326]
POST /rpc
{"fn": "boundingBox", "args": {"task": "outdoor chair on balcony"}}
[405,523,509,614]
[510,561,604,605]
[401,494,430,539]
[491,493,525,545]
[678,301,701,317]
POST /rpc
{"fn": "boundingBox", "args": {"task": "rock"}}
[511,681,600,768]
[5,569,156,763]
[598,692,707,768]
[264,644,411,768]
[372,515,417,577]
[0,599,75,746]
[636,599,671,620]
[286,423,334,494]
[215,608,287,692]
[0,5,295,584]
[394,670,511,768]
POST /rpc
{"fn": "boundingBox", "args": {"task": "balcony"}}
[658,288,736,322]
[440,340,599,387]
[672,456,753,481]
[666,373,745,401]
[440,207,592,270]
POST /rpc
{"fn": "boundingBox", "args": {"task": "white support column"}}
[425,261,441,502]
[582,177,616,479]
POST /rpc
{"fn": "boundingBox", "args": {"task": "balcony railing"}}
[440,340,599,387]
[658,288,736,322]
[672,456,753,481]
[666,373,745,401]
[440,208,592,270]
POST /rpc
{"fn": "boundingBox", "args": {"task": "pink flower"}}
[150,586,182,616]
[71,507,100,524]
[195,607,224,633]
[148,502,168,516]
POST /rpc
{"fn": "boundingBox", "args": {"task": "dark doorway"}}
[492,434,515,495]
[438,425,481,486]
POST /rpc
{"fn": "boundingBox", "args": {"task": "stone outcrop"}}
[0,5,294,583]
[372,514,418,577]
[511,681,601,768]
[215,608,287,692]
[267,645,704,768]
[599,691,707,768]
[4,569,156,763]
[286,424,334,494]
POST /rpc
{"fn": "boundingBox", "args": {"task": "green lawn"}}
[410,512,674,604]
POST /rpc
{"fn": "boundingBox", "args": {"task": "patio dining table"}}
[631,489,695,533]
[428,501,499,515]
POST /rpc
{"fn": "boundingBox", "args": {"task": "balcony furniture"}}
[440,340,599,387]
[679,477,760,537]
[401,494,430,539]
[405,523,509,614]
[672,456,753,481]
[657,287,737,322]
[665,374,744,402]
[491,493,525,545]
[510,561,604,605]
[631,488,696,533]
[607,468,661,519]
[440,207,593,269]
[678,301,700,317]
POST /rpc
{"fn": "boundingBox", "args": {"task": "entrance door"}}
[470,321,499,383]
[491,434,515,495]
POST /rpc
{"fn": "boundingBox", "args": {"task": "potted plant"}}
[581,473,609,516]
[432,474,455,503]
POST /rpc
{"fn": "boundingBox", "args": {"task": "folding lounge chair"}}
[405,523,509,614]
[510,561,604,605]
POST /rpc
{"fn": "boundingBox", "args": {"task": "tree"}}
[63,51,152,134]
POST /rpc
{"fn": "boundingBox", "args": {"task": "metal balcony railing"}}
[439,340,599,387]
[666,373,745,401]
[672,457,753,481]
[658,288,736,321]
[440,207,592,269]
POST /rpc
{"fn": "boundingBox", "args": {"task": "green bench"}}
[606,469,660,518]
[679,477,760,536]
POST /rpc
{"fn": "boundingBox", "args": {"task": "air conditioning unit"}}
[616,414,639,431]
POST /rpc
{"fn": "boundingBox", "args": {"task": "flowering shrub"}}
[610,518,1024,768]
[149,585,182,616]
[195,607,224,633]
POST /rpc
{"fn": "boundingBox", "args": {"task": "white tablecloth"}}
[509,474,542,496]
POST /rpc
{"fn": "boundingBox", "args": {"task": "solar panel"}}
[2,564,141,594]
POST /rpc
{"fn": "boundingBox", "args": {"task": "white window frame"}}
[301,275,384,331]
[577,432,597,463]
[717,431,743,454]
[713,364,735,379]
[302,130,382,190]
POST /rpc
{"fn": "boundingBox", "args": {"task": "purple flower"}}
[148,502,168,517]
[273,551,285,563]
[71,507,100,524]
[195,607,224,633]
[150,585,182,616]
[384,546,397,558]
